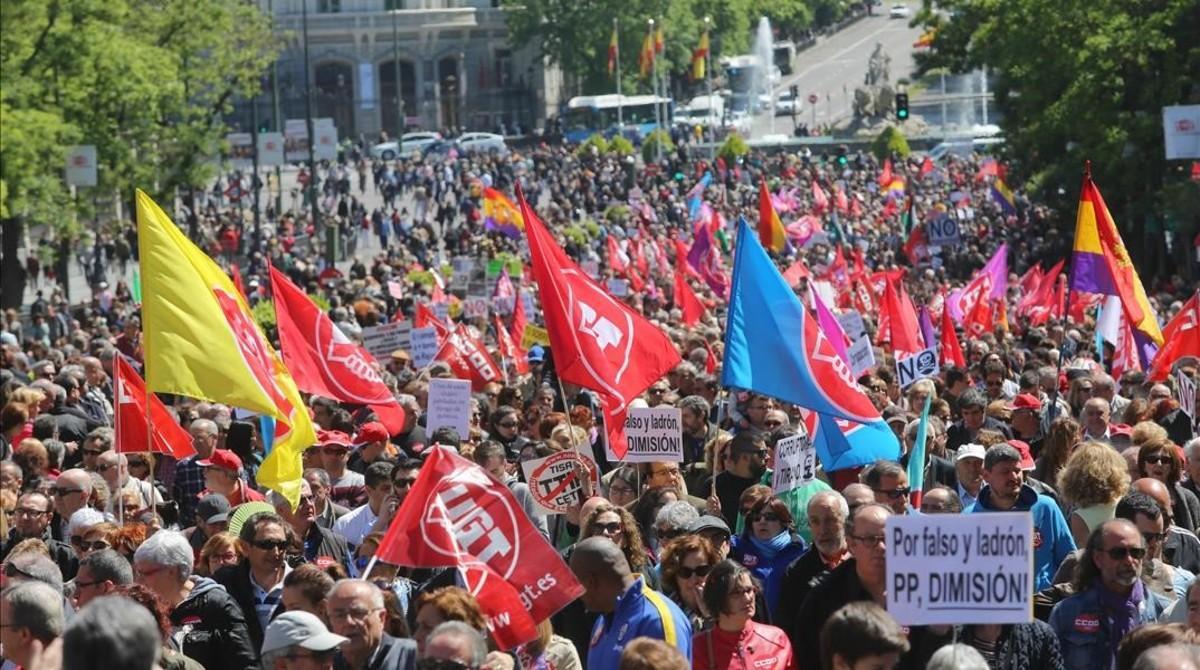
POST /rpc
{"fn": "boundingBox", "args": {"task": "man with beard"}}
[777,491,850,632]
[713,432,768,528]
[1049,519,1171,668]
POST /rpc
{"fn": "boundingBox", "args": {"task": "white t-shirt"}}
[333,503,378,547]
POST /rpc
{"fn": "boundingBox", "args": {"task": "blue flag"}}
[907,395,932,508]
[724,217,899,470]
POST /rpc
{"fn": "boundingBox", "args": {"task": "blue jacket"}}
[730,533,807,622]
[969,484,1075,590]
[587,577,693,668]
[1048,584,1169,670]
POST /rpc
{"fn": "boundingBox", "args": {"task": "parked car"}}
[774,89,799,116]
[369,131,442,159]
[456,132,507,154]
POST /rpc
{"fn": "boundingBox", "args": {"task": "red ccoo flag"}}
[673,264,705,326]
[270,266,408,434]
[939,293,966,368]
[114,356,196,459]
[517,185,681,459]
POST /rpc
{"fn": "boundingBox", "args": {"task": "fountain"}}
[752,16,775,134]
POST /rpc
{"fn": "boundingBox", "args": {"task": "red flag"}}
[270,266,408,434]
[835,185,849,213]
[606,235,629,274]
[919,156,935,179]
[782,259,811,287]
[436,324,504,391]
[811,181,829,213]
[703,339,718,374]
[1020,260,1064,321]
[1149,290,1199,381]
[509,289,529,347]
[960,273,996,337]
[230,263,247,302]
[673,266,705,326]
[629,236,650,278]
[114,356,195,459]
[415,302,450,339]
[939,295,966,368]
[517,185,681,459]
[902,221,927,263]
[375,447,583,649]
[878,159,894,187]
[1018,263,1044,297]
[674,239,702,280]
[877,278,923,357]
[494,314,530,376]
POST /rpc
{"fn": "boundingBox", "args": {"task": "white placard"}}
[926,214,961,246]
[65,145,98,187]
[606,278,629,296]
[1178,371,1196,420]
[621,406,683,462]
[410,327,440,368]
[812,280,837,308]
[847,336,877,377]
[361,320,412,361]
[463,297,490,319]
[1164,105,1200,160]
[433,302,450,322]
[226,133,254,168]
[582,260,601,279]
[837,310,866,341]
[887,513,1034,626]
[313,119,338,161]
[358,61,376,111]
[896,346,939,389]
[521,449,600,515]
[771,433,816,494]
[284,119,310,162]
[258,132,285,166]
[426,378,472,442]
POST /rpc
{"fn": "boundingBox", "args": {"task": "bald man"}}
[841,483,875,515]
[569,537,692,668]
[1133,478,1200,574]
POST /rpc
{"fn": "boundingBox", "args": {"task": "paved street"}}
[749,4,924,138]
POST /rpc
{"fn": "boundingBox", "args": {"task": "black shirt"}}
[715,470,759,529]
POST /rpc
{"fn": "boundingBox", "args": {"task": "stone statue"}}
[854,44,895,120]
[865,43,892,87]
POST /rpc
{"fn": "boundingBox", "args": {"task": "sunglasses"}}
[392,477,417,488]
[649,388,668,395]
[749,513,780,523]
[497,422,518,429]
[677,564,711,579]
[1142,531,1168,544]
[874,487,911,500]
[1104,546,1147,560]
[1143,456,1173,466]
[252,539,289,552]
[594,521,623,535]
[80,540,110,552]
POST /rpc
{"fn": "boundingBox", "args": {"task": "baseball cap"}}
[1006,394,1043,412]
[984,443,1023,470]
[1006,440,1036,470]
[197,449,242,472]
[261,610,348,656]
[196,494,231,524]
[317,430,353,449]
[527,345,545,363]
[355,422,389,444]
[956,443,986,462]
[688,515,731,539]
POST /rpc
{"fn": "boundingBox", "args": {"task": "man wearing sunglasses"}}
[215,511,297,654]
[1048,519,1171,669]
[269,481,355,579]
[50,468,92,542]
[261,610,349,670]
[968,443,1074,590]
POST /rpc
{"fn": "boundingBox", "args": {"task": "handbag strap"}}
[706,630,716,670]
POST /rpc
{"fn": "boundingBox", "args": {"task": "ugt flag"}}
[114,355,195,460]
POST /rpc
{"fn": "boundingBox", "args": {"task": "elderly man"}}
[200,448,265,506]
[1049,519,1171,669]
[97,450,162,515]
[304,468,350,529]
[862,460,910,515]
[80,426,115,473]
[953,443,986,509]
[569,537,692,668]
[133,529,258,668]
[62,595,162,670]
[0,581,64,670]
[778,491,850,631]
[422,621,488,667]
[1092,372,1130,421]
[792,503,891,656]
[1081,397,1112,442]
[2,491,75,578]
[175,418,220,527]
[51,468,93,541]
[269,481,354,577]
[73,548,133,608]
[261,610,349,670]
[326,579,417,670]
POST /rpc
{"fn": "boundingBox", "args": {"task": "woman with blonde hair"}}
[580,502,650,576]
[196,531,241,577]
[1057,441,1130,546]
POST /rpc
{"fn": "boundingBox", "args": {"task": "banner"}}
[836,310,866,341]
[896,346,939,389]
[926,214,961,246]
[621,406,683,463]
[1163,105,1200,160]
[375,448,585,649]
[771,433,816,494]
[410,327,440,369]
[1179,370,1196,420]
[521,450,600,514]
[361,321,413,361]
[887,513,1034,626]
[258,132,285,166]
[426,378,472,441]
[226,133,254,168]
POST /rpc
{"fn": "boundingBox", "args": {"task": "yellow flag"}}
[137,190,315,506]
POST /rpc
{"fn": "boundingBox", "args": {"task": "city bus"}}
[562,94,675,143]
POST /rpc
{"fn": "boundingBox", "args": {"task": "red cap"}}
[197,449,243,472]
[1006,440,1036,470]
[1110,423,1133,438]
[355,422,389,444]
[1006,394,1043,412]
[317,430,353,448]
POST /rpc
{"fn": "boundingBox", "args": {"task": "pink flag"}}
[812,290,850,365]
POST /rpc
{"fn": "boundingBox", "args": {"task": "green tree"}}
[871,126,910,161]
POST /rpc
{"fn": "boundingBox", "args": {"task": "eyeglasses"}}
[873,487,911,500]
[1143,456,1173,466]
[252,539,289,552]
[53,487,83,497]
[497,421,518,429]
[608,483,634,496]
[851,534,887,546]
[651,467,681,479]
[14,507,50,518]
[416,658,475,670]
[1103,546,1147,561]
[80,540,110,552]
[70,535,86,547]
[392,477,417,488]
[677,564,711,579]
[594,521,623,535]
[749,513,780,524]
[1142,531,1168,544]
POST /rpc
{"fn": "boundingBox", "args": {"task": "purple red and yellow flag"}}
[482,187,524,239]
[991,177,1017,214]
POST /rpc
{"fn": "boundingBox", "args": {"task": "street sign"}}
[65,145,98,187]
[808,93,819,104]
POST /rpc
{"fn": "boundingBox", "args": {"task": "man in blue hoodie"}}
[968,443,1075,590]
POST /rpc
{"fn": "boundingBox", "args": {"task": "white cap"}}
[261,611,348,656]
[956,443,986,462]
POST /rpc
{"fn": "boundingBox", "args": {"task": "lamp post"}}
[301,0,333,266]
[391,6,404,155]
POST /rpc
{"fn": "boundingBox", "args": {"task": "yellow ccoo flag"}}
[136,190,315,507]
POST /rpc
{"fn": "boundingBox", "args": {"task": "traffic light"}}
[895,92,909,121]
[836,145,849,167]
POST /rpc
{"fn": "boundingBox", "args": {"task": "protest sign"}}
[521,450,600,515]
[1178,370,1196,420]
[361,320,412,361]
[896,346,939,389]
[582,260,601,279]
[926,214,961,246]
[837,310,866,341]
[606,278,629,296]
[426,378,472,442]
[450,257,474,291]
[771,433,816,494]
[847,336,877,377]
[521,324,550,349]
[621,407,683,462]
[887,512,1034,625]
[410,327,440,368]
[463,297,490,319]
[433,302,450,322]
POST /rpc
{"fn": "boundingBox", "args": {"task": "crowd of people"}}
[2,136,1200,670]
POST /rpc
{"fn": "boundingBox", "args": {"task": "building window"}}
[384,0,404,9]
[495,49,512,89]
[317,0,341,13]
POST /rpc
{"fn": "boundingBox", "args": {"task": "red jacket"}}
[692,621,795,670]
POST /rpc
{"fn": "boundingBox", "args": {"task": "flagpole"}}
[555,375,593,501]
[704,16,714,162]
[649,19,662,163]
[1048,161,1088,425]
[614,17,623,129]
